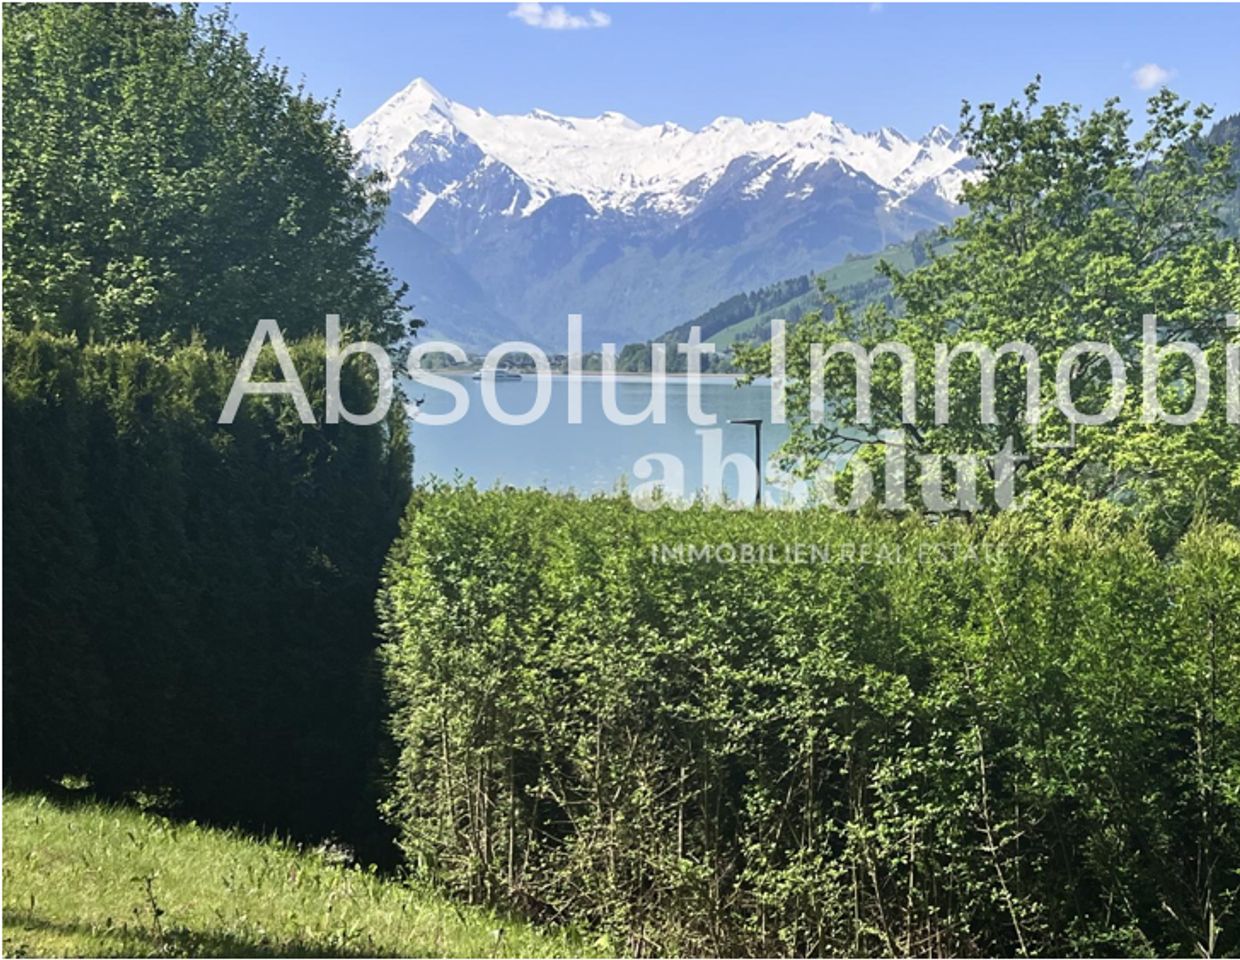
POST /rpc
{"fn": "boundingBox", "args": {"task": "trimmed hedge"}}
[378,487,1240,956]
[3,328,411,841]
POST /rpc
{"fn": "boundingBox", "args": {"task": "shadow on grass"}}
[5,783,401,872]
[3,914,405,958]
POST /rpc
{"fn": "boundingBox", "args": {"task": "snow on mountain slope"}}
[352,77,971,220]
[350,78,974,348]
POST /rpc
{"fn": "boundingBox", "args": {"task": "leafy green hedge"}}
[3,328,410,841]
[378,487,1240,956]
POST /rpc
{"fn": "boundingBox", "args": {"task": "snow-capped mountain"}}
[352,78,974,347]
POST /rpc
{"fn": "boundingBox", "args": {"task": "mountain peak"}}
[874,125,910,148]
[404,76,444,98]
[392,76,452,114]
[597,110,640,130]
[352,79,972,219]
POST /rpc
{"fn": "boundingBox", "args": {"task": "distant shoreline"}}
[428,370,745,380]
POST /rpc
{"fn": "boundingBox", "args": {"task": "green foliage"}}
[3,329,411,842]
[1207,113,1240,233]
[379,487,1240,956]
[2,3,412,351]
[2,0,417,849]
[736,85,1240,547]
[1,792,594,958]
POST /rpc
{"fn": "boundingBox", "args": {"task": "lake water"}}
[405,374,789,501]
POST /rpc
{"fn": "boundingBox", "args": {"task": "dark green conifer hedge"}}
[3,329,411,840]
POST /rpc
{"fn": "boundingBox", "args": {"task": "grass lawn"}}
[2,793,601,958]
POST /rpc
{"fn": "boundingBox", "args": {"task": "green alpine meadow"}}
[3,3,1239,958]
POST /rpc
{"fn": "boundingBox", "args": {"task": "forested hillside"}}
[611,236,945,371]
[1208,112,1240,231]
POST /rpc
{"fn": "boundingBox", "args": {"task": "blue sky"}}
[222,3,1240,135]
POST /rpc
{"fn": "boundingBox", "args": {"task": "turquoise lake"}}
[405,374,790,501]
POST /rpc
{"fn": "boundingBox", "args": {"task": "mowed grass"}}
[2,793,601,958]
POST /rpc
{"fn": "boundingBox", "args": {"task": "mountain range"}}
[351,78,975,348]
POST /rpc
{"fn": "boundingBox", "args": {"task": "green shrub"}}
[378,487,1240,956]
[3,328,411,842]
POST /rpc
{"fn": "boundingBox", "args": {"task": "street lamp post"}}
[727,417,763,508]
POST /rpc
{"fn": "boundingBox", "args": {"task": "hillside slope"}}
[658,111,1240,354]
[679,232,946,349]
[1,794,596,958]
[1207,112,1240,232]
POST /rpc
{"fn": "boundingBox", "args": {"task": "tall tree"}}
[738,82,1239,542]
[3,3,413,351]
